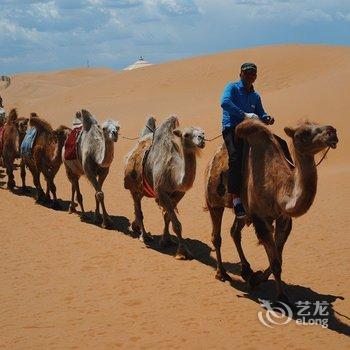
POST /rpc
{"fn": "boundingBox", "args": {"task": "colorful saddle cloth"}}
[21,127,37,159]
[64,125,82,161]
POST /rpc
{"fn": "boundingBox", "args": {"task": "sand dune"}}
[1,45,349,349]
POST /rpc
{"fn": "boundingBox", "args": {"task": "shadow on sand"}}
[0,167,348,336]
[116,221,350,337]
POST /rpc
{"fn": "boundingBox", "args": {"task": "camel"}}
[62,109,120,229]
[0,109,28,190]
[21,114,71,207]
[124,116,205,260]
[205,119,338,303]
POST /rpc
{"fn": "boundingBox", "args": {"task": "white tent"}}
[123,56,152,71]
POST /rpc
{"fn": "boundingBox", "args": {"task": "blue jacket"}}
[221,80,266,130]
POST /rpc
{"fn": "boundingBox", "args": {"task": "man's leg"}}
[222,127,246,218]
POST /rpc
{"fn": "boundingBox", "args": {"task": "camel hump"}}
[8,108,18,123]
[29,115,53,133]
[140,116,156,137]
[235,119,272,141]
[153,115,179,142]
[79,109,98,132]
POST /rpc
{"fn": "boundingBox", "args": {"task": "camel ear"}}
[173,129,182,138]
[284,127,295,138]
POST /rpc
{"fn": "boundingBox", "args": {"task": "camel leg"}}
[132,193,153,243]
[97,168,113,229]
[6,163,15,191]
[275,216,292,263]
[230,217,254,281]
[20,158,27,193]
[158,191,192,260]
[27,162,45,202]
[159,211,176,248]
[250,216,293,288]
[252,215,289,304]
[159,192,184,248]
[208,204,230,281]
[84,163,111,229]
[75,178,85,215]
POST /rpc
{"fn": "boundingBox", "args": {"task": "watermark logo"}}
[258,299,330,328]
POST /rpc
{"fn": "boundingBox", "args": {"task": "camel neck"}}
[178,148,197,191]
[284,147,317,217]
[99,136,114,167]
[52,136,65,166]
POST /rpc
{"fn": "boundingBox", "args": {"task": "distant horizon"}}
[5,43,350,77]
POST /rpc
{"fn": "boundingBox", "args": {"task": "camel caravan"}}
[0,104,339,304]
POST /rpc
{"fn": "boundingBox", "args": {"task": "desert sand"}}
[0,44,349,349]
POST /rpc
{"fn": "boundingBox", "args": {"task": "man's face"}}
[240,69,257,86]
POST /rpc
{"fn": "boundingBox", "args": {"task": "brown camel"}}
[124,116,205,259]
[0,109,28,190]
[205,119,338,303]
[62,110,120,229]
[21,114,71,207]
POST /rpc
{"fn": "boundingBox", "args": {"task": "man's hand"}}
[262,114,275,125]
[244,113,259,120]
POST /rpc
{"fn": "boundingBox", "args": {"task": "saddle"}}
[21,127,37,159]
[217,134,294,197]
[64,126,83,161]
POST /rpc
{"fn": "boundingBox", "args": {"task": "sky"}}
[1,0,350,74]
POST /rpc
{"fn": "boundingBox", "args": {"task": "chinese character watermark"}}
[258,299,330,328]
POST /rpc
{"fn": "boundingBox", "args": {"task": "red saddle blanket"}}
[64,126,82,160]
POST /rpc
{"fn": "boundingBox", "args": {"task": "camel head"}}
[15,118,29,134]
[173,126,205,151]
[102,120,120,142]
[53,125,72,144]
[284,122,338,155]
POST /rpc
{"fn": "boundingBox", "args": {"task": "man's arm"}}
[255,95,266,119]
[220,83,245,120]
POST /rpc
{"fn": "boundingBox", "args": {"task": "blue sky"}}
[1,0,350,74]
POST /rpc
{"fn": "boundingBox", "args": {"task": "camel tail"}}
[235,119,272,141]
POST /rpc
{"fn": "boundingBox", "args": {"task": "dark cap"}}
[241,62,257,72]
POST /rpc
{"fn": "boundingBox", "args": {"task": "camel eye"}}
[299,130,311,139]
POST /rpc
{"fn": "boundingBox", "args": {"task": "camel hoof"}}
[68,205,77,214]
[248,270,266,289]
[159,236,176,248]
[175,248,193,260]
[102,221,113,229]
[215,269,231,282]
[139,232,153,244]
[241,264,254,281]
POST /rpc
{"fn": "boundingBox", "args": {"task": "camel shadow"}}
[9,185,71,211]
[80,210,131,233]
[134,230,349,337]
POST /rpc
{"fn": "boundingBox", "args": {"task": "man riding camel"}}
[221,62,274,219]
